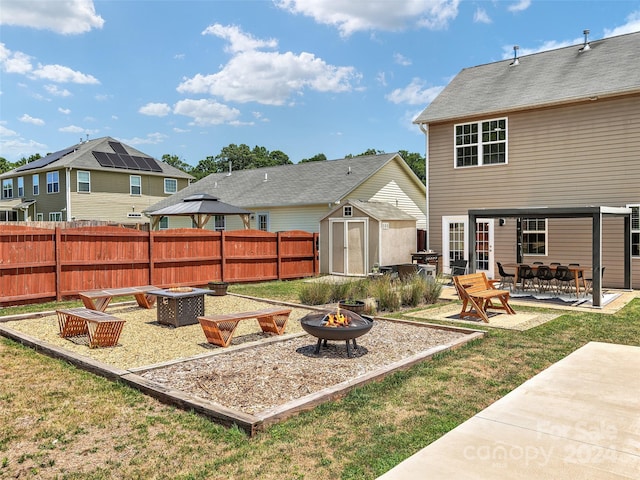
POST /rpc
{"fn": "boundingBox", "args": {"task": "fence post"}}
[277,232,282,280]
[148,229,154,286]
[55,226,62,301]
[221,230,226,282]
[314,232,319,275]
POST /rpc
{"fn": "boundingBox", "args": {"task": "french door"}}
[442,216,494,278]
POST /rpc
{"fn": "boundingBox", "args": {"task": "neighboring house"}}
[146,153,427,236]
[0,136,193,224]
[413,31,639,289]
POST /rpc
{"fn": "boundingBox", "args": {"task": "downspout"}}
[419,122,430,250]
[65,167,72,220]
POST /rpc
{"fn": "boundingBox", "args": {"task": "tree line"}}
[1,145,426,184]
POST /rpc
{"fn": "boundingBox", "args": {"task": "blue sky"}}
[1,0,639,167]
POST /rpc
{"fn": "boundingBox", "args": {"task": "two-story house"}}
[0,136,193,224]
[413,31,639,292]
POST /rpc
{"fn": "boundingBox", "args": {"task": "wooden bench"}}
[79,285,158,312]
[453,272,516,323]
[56,307,126,348]
[198,308,292,347]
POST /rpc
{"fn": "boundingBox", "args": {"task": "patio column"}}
[591,212,603,307]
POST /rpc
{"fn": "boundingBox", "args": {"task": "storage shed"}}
[319,200,418,276]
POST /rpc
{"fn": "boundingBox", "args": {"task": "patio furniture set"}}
[498,262,593,297]
[56,286,292,349]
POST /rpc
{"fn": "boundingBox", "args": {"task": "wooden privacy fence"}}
[0,225,319,305]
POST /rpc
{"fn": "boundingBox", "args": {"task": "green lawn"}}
[1,281,638,479]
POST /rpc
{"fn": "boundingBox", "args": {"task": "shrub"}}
[298,282,333,305]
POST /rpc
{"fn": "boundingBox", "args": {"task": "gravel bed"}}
[3,294,472,416]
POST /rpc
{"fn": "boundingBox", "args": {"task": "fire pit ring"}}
[300,310,373,358]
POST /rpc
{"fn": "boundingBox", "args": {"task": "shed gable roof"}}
[414,31,640,124]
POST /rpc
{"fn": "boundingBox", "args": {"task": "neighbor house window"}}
[213,215,225,231]
[629,204,640,257]
[49,212,63,221]
[455,118,507,167]
[77,171,91,193]
[36,213,44,221]
[257,213,269,231]
[130,175,141,195]
[17,177,24,197]
[164,178,177,194]
[522,218,547,255]
[47,171,59,193]
[2,179,13,198]
[32,174,39,195]
[159,217,169,230]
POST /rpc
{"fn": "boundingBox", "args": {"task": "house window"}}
[455,118,507,167]
[159,217,169,230]
[47,171,59,193]
[49,212,63,221]
[130,175,141,195]
[257,213,269,231]
[213,215,225,231]
[2,179,13,198]
[629,205,640,257]
[32,174,39,195]
[522,218,547,255]
[77,171,91,193]
[343,206,352,217]
[36,213,44,221]
[164,178,177,194]
[17,177,24,197]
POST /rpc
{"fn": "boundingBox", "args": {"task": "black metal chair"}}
[496,262,515,291]
[448,259,468,285]
[535,265,555,293]
[585,267,606,295]
[518,264,536,292]
[554,265,575,294]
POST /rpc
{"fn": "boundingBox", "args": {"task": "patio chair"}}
[584,267,606,295]
[535,265,555,293]
[554,265,575,294]
[517,265,536,292]
[448,259,468,285]
[496,262,515,291]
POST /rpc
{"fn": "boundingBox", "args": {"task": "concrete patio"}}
[377,341,640,479]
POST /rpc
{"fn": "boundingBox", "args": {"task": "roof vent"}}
[579,29,591,52]
[264,173,268,182]
[509,45,519,66]
[347,166,352,174]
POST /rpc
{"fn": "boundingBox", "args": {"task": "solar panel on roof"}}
[92,149,162,172]
[15,146,76,172]
[108,141,128,155]
[92,151,113,167]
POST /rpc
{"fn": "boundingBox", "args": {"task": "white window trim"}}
[628,204,640,258]
[47,171,60,194]
[130,175,142,196]
[343,206,353,217]
[49,212,63,221]
[164,178,178,194]
[256,212,269,231]
[522,218,548,256]
[17,177,24,198]
[2,179,13,199]
[36,213,44,221]
[454,117,508,168]
[77,170,91,193]
[33,174,39,196]
[213,214,226,231]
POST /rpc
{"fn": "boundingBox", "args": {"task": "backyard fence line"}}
[0,225,319,305]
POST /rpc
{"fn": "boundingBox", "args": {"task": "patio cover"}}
[146,193,251,229]
[467,206,633,308]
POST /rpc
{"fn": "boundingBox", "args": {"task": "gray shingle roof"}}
[1,136,193,179]
[414,31,640,124]
[146,153,407,212]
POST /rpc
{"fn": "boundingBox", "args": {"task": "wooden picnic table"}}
[79,285,158,312]
[503,264,588,297]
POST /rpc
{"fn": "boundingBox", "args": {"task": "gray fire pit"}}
[300,310,373,357]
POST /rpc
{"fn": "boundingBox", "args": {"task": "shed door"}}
[330,219,367,276]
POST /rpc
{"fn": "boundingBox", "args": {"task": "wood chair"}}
[453,272,516,323]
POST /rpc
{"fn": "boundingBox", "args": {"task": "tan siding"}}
[428,94,640,288]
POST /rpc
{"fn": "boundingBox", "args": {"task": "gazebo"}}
[146,193,251,230]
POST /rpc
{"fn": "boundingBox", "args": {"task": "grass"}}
[1,279,639,479]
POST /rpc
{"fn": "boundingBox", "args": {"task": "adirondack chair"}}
[453,272,516,323]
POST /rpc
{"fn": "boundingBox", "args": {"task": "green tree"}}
[161,154,192,173]
[399,150,426,184]
[191,144,292,181]
[0,157,14,173]
[299,153,327,163]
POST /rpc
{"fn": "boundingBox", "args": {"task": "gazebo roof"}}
[147,193,251,229]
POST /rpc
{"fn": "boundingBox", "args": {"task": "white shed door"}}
[329,219,367,276]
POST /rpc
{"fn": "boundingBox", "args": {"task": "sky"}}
[1,1,640,167]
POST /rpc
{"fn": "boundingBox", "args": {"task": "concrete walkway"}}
[377,342,640,479]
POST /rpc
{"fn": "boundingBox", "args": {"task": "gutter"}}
[418,123,430,251]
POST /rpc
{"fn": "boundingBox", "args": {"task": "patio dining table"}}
[503,263,588,297]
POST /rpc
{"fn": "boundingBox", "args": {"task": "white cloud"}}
[139,102,172,117]
[604,10,640,37]
[173,98,242,126]
[0,124,18,137]
[0,137,47,160]
[32,64,99,84]
[508,0,531,13]
[202,23,278,53]
[45,84,72,97]
[19,114,45,126]
[58,107,71,114]
[275,0,460,36]
[0,44,33,74]
[393,53,412,66]
[386,78,444,105]
[0,0,104,34]
[173,127,190,133]
[474,8,491,24]
[59,125,87,133]
[122,133,168,145]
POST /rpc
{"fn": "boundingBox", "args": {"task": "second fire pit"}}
[300,309,373,358]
